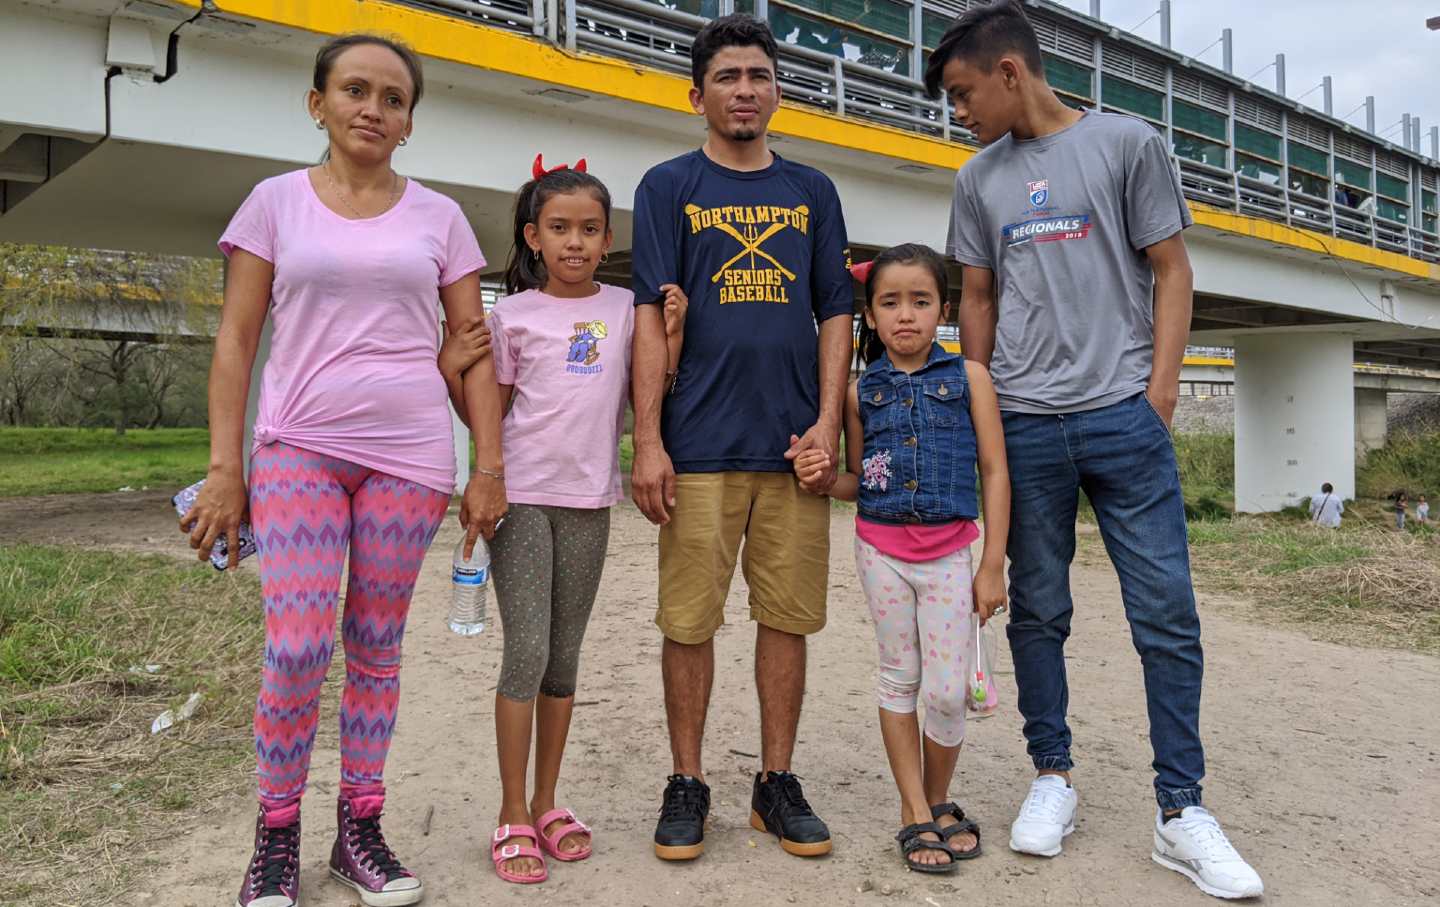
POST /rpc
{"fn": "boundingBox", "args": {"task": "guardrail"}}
[402,0,1440,265]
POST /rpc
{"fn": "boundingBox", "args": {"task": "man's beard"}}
[727,125,761,142]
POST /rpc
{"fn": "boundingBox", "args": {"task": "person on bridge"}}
[927,1,1262,899]
[629,13,853,863]
[178,33,506,907]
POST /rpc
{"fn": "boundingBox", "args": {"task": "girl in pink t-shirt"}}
[444,158,682,884]
[178,34,507,907]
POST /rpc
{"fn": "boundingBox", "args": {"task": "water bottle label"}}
[453,566,488,585]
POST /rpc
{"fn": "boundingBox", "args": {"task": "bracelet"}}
[472,466,505,480]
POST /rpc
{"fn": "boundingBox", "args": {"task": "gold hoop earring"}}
[398,136,408,147]
[600,252,610,264]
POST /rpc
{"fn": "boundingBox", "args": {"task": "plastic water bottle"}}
[448,537,489,636]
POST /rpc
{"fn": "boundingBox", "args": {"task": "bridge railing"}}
[401,0,1440,265]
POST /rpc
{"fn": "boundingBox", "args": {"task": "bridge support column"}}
[1354,387,1388,461]
[1234,333,1355,512]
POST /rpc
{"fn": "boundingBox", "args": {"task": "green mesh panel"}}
[1045,54,1093,99]
[1174,133,1226,168]
[1173,100,1226,142]
[1376,198,1409,224]
[1101,75,1163,121]
[769,6,908,74]
[777,0,912,41]
[1334,159,1372,190]
[1376,173,1408,201]
[1235,125,1281,160]
[1236,154,1281,183]
[923,11,948,49]
[1289,169,1328,197]
[1287,141,1328,176]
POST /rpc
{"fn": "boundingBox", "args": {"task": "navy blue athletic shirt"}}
[631,150,852,473]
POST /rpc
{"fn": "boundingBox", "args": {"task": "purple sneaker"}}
[328,798,424,906]
[235,811,300,907]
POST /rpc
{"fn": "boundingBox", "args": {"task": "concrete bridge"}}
[3,0,1439,510]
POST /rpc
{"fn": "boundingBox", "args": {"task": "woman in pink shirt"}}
[178,34,506,907]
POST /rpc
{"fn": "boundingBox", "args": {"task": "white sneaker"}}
[1008,775,1077,856]
[1152,807,1264,899]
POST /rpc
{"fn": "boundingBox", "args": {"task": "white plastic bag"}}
[967,619,999,716]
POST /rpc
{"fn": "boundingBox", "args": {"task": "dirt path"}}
[7,496,1439,905]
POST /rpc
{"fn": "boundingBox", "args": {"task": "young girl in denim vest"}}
[793,243,1009,874]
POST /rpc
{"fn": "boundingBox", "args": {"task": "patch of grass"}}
[1358,430,1440,501]
[0,428,209,497]
[0,544,266,906]
[1179,514,1440,652]
[620,433,633,476]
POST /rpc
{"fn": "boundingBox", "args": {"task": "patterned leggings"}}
[854,537,976,747]
[489,503,610,701]
[248,442,449,822]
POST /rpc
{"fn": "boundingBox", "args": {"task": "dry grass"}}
[1076,516,1440,652]
[0,545,275,906]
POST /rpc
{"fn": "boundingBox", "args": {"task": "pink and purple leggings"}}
[248,442,448,825]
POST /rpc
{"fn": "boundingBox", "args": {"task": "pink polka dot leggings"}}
[248,442,449,824]
[854,537,977,747]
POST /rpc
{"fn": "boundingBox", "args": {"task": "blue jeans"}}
[1002,392,1204,811]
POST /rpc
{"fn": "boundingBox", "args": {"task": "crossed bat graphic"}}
[685,204,798,283]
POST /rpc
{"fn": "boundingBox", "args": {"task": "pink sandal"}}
[491,824,547,884]
[536,808,593,862]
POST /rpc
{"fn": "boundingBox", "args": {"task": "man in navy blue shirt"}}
[630,13,853,864]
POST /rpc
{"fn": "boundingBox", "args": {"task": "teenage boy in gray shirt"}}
[925,2,1262,899]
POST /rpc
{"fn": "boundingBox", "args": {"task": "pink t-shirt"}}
[855,516,980,563]
[489,285,634,508]
[218,169,485,494]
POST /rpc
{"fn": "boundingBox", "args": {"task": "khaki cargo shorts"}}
[656,471,831,644]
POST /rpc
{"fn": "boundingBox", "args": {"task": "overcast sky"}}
[1053,0,1440,155]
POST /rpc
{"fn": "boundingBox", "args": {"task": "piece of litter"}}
[747,839,757,848]
[728,748,759,758]
[128,664,162,675]
[422,804,435,836]
[150,692,204,734]
[118,486,134,492]
[110,782,123,792]
[857,879,874,893]
[926,898,943,907]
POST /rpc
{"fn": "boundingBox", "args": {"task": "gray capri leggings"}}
[489,503,610,701]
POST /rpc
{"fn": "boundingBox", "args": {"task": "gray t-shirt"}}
[947,111,1193,413]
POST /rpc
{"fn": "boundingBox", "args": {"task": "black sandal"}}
[895,822,958,874]
[930,802,982,859]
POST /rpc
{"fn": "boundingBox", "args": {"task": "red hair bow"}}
[533,153,588,180]
[849,260,874,285]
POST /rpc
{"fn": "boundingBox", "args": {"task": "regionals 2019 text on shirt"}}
[631,150,853,473]
[219,169,486,494]
[947,111,1193,414]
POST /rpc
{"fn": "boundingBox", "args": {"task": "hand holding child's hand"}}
[661,284,688,338]
[973,563,1007,626]
[792,448,832,495]
[439,317,491,378]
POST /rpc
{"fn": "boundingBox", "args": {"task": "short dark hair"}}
[923,0,1045,97]
[504,167,613,296]
[1322,483,1334,494]
[691,13,779,89]
[314,33,425,110]
[855,243,949,367]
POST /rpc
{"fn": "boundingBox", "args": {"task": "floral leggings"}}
[854,537,976,747]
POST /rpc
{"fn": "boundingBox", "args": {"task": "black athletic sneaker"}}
[750,771,832,857]
[654,774,710,861]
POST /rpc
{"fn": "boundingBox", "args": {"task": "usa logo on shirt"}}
[1027,179,1049,208]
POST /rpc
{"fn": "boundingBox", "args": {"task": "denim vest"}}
[856,344,980,525]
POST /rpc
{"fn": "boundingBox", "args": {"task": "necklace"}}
[322,162,401,219]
